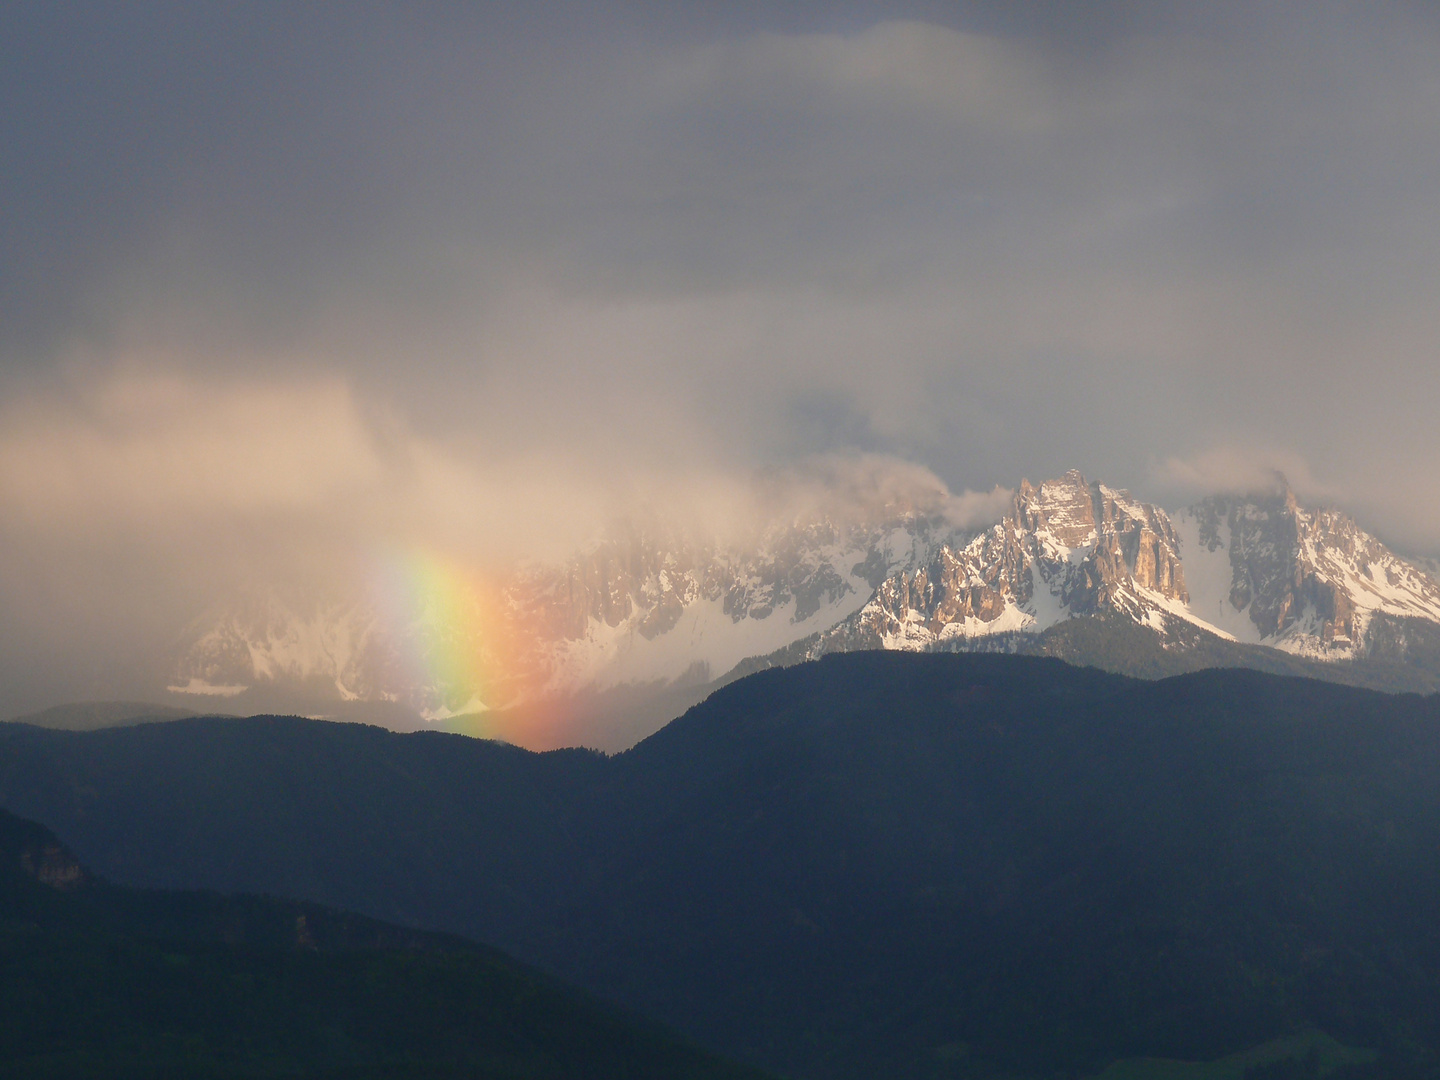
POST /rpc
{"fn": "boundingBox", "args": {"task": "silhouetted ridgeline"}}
[4,653,1440,1079]
[5,700,216,731]
[0,807,771,1079]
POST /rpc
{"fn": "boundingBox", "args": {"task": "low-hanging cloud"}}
[1149,447,1332,506]
[0,364,1014,712]
[0,376,387,525]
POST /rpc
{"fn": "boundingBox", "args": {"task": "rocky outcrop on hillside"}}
[2,812,90,892]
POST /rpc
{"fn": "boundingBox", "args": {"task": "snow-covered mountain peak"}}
[1173,488,1440,658]
[815,472,1192,652]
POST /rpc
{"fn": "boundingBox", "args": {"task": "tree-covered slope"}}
[4,654,1440,1078]
[0,808,771,1080]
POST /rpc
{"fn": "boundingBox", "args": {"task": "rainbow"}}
[370,549,541,742]
[360,545,585,747]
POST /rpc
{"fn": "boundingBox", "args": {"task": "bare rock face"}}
[822,471,1188,650]
[1184,484,1440,657]
[3,813,90,892]
[1192,488,1350,643]
[1022,471,1188,613]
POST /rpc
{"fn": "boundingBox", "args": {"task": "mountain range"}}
[165,471,1440,746]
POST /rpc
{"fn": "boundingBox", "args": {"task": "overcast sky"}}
[3,1,1440,709]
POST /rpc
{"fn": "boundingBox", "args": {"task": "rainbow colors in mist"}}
[373,550,523,738]
[364,549,580,747]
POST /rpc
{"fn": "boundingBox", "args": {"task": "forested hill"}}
[0,807,772,1079]
[4,653,1440,1079]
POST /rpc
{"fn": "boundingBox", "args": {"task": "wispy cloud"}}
[1149,447,1331,503]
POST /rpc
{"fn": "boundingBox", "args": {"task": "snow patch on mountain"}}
[165,678,248,697]
[548,584,872,692]
[1170,510,1265,645]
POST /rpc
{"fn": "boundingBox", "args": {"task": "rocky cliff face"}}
[1173,486,1440,659]
[2,812,89,892]
[816,471,1191,651]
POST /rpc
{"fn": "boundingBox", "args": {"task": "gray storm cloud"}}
[2,2,1440,711]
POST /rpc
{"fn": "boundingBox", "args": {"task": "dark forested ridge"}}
[0,808,772,1079]
[4,700,218,731]
[4,653,1440,1079]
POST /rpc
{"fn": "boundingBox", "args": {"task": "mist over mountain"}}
[157,470,1440,748]
[6,701,222,731]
